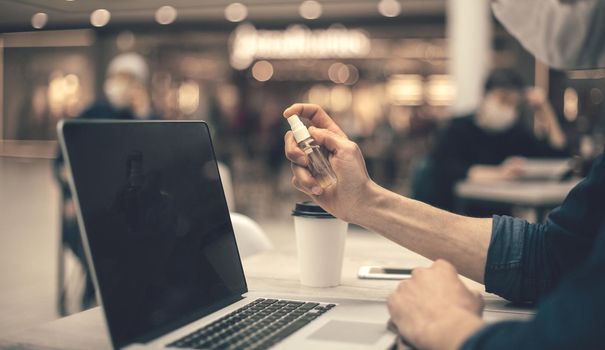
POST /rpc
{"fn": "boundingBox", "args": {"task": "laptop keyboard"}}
[167,298,335,350]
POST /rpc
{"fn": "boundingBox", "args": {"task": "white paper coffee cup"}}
[292,201,348,287]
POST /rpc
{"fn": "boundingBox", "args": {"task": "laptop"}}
[58,120,396,350]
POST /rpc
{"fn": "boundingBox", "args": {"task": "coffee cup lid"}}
[292,201,335,218]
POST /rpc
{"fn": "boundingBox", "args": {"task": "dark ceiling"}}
[0,0,445,32]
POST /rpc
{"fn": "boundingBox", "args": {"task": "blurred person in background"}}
[414,68,568,215]
[54,52,157,314]
[284,0,605,348]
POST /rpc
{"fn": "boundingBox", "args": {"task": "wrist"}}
[425,307,483,350]
[346,180,383,225]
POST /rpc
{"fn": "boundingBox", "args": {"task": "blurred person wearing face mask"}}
[53,52,157,314]
[102,53,155,119]
[283,0,605,349]
[416,68,568,215]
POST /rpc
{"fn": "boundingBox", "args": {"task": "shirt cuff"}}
[459,321,525,350]
[484,215,527,302]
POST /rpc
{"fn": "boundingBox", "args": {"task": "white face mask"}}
[492,0,605,70]
[477,99,518,132]
[104,78,131,110]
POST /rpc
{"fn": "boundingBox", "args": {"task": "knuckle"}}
[433,259,446,267]
[435,259,456,272]
[285,145,297,158]
[411,267,424,278]
[396,280,408,291]
[299,177,315,189]
[341,141,358,155]
[285,151,296,161]
[477,295,485,308]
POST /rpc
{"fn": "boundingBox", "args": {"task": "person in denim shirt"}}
[283,0,605,348]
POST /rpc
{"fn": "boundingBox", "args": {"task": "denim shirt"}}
[462,150,605,349]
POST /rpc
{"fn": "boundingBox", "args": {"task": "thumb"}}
[309,126,349,153]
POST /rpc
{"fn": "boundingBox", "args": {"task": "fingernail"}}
[312,186,322,195]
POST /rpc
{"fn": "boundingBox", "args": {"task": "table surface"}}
[455,179,580,207]
[0,221,533,350]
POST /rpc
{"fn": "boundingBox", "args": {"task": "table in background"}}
[455,179,579,222]
[0,222,533,350]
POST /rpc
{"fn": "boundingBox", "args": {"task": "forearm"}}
[536,106,566,149]
[352,182,492,283]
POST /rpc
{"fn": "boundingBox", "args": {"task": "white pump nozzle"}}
[287,114,311,143]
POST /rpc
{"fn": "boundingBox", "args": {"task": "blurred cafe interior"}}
[1,0,605,343]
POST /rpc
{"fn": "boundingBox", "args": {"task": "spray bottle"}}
[287,114,337,189]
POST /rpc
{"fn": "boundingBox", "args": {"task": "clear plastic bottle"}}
[287,115,337,189]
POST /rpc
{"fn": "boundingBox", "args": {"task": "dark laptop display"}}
[60,121,247,349]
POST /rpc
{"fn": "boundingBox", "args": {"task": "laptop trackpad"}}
[308,320,385,344]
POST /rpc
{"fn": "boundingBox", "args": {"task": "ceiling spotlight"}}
[90,9,111,27]
[155,5,177,25]
[225,3,248,23]
[31,12,48,29]
[252,60,274,82]
[378,0,401,17]
[299,0,322,20]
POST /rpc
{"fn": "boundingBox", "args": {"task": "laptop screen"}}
[60,121,247,348]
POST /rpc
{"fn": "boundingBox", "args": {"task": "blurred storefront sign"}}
[386,74,455,107]
[229,24,371,69]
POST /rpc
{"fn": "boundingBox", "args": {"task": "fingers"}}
[308,126,353,153]
[474,291,486,314]
[284,131,308,166]
[291,163,323,196]
[387,288,404,321]
[283,103,346,137]
[387,280,412,328]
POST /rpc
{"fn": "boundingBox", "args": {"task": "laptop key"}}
[168,299,333,349]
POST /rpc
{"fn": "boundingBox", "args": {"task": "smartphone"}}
[357,266,413,280]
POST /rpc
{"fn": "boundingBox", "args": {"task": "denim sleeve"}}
[460,225,605,350]
[460,152,605,349]
[484,215,559,303]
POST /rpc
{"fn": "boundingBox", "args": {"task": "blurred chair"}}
[229,213,273,259]
[218,162,235,212]
[219,162,271,257]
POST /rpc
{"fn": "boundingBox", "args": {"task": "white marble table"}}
[454,179,580,221]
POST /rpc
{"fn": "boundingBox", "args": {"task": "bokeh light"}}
[252,60,274,82]
[31,13,48,29]
[225,3,248,23]
[299,1,322,20]
[90,9,111,27]
[378,0,401,18]
[155,6,178,25]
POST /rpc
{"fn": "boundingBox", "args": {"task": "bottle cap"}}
[287,114,311,143]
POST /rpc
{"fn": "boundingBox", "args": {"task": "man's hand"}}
[387,260,484,350]
[500,156,526,180]
[525,87,567,149]
[525,87,548,111]
[283,103,374,222]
